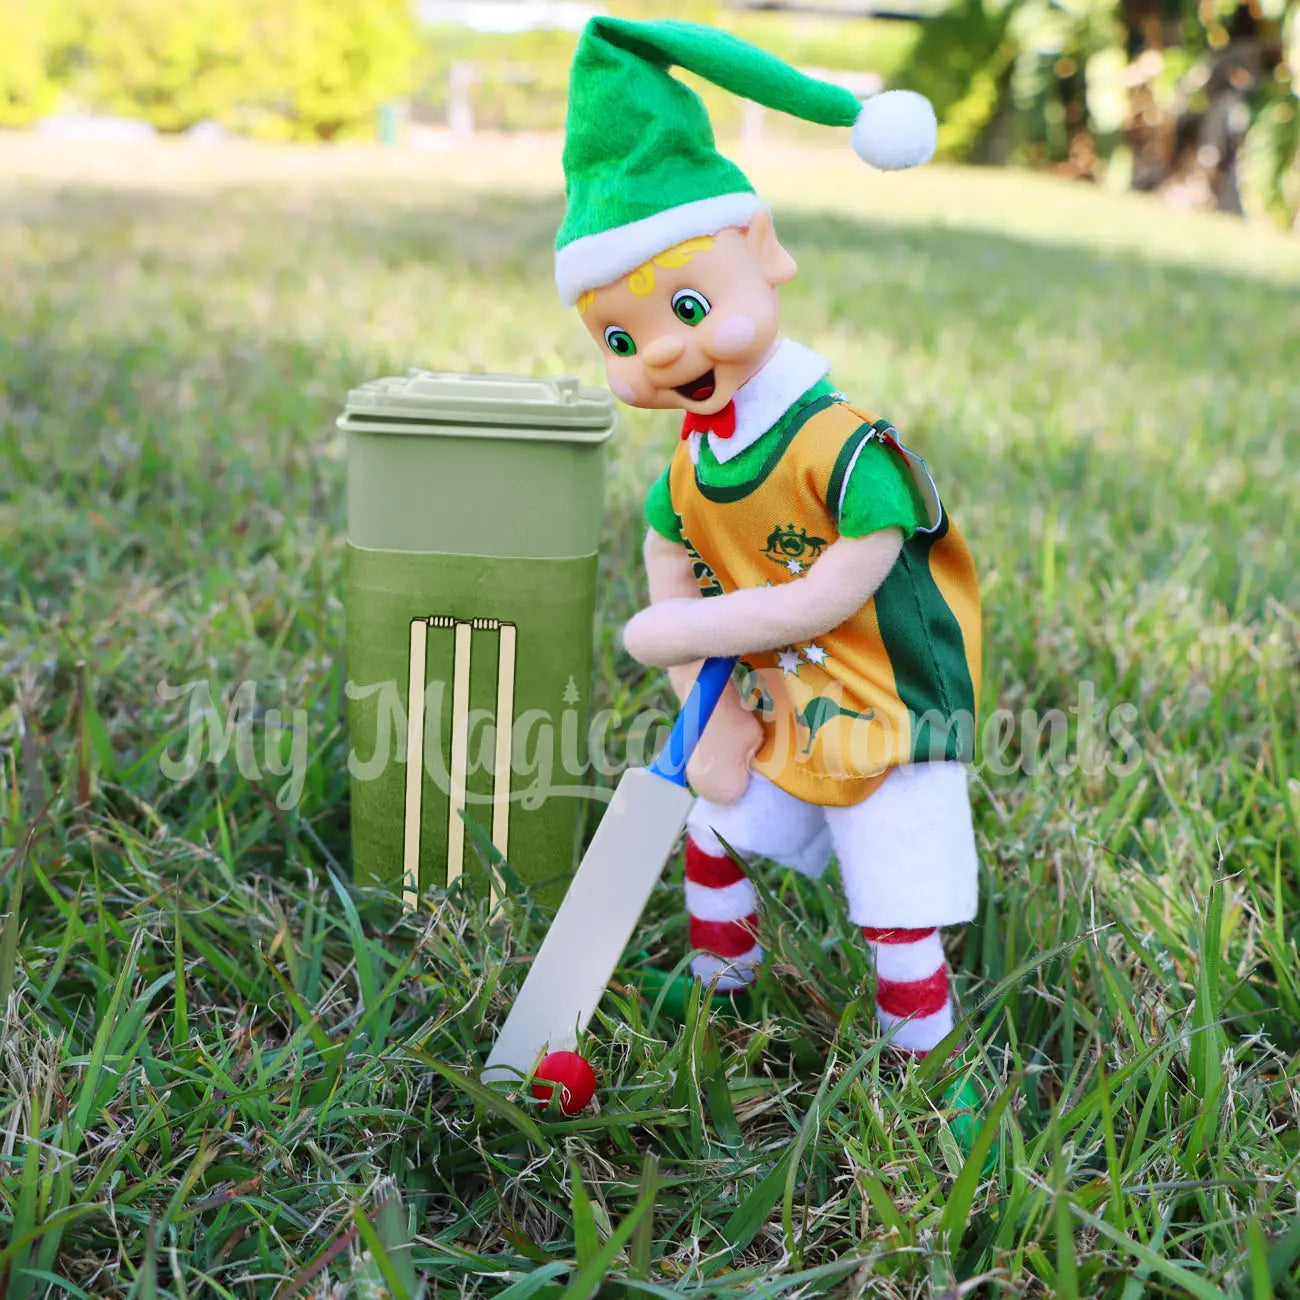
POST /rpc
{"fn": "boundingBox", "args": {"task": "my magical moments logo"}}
[157,672,1142,811]
[158,680,310,809]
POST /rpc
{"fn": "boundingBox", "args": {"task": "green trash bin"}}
[340,369,616,910]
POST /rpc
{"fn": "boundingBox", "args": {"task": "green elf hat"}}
[555,16,936,307]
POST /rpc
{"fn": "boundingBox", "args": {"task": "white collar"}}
[688,339,833,465]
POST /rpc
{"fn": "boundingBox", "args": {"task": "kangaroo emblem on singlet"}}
[798,695,875,754]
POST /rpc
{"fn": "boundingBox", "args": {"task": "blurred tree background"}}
[0,0,1295,221]
[0,0,422,140]
[896,0,1300,221]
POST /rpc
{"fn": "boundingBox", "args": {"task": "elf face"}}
[578,207,797,415]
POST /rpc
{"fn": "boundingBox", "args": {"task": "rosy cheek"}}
[709,314,757,358]
[607,373,638,404]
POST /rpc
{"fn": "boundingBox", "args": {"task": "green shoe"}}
[625,958,753,1024]
[941,1070,999,1173]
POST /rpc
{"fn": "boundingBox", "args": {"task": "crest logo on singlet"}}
[762,523,828,575]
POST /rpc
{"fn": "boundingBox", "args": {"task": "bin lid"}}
[341,368,615,435]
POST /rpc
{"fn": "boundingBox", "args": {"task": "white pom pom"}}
[850,89,937,171]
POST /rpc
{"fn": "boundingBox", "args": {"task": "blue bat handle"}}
[647,656,737,787]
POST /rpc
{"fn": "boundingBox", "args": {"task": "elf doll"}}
[558,19,982,1058]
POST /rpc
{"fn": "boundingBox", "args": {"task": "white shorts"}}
[684,761,979,929]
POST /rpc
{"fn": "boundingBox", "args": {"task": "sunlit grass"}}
[1,133,1298,1297]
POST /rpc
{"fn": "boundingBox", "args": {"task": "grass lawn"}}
[1,132,1298,1297]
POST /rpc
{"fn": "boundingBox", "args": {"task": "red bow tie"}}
[681,401,737,440]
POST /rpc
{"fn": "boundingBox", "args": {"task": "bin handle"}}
[647,657,737,788]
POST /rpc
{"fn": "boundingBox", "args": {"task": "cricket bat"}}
[483,655,737,1084]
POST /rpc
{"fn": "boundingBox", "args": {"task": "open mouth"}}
[674,369,716,403]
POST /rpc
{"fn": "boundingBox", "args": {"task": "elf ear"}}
[745,207,797,287]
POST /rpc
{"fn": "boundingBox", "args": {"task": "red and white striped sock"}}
[684,836,762,991]
[862,925,954,1057]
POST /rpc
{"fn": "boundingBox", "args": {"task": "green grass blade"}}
[416,1054,548,1147]
[628,1154,659,1280]
[1071,1200,1227,1300]
[569,1160,601,1269]
[938,1074,1020,1247]
[553,1172,658,1300]
[717,1145,795,1260]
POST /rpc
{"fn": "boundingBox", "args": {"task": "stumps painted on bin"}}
[341,370,615,909]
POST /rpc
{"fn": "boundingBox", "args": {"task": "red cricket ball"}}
[530,1051,596,1115]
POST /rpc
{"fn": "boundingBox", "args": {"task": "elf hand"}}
[683,690,762,805]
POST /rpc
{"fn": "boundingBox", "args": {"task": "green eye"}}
[671,289,711,325]
[604,327,636,356]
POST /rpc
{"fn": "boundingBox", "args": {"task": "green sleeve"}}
[834,436,928,540]
[644,467,683,543]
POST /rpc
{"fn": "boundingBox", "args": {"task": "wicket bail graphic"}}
[402,616,518,910]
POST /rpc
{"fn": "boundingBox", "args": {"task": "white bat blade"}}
[483,766,694,1084]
